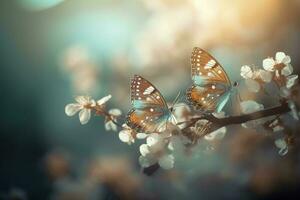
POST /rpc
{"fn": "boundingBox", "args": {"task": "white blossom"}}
[286,75,298,89]
[241,66,272,92]
[136,133,148,139]
[263,52,293,76]
[138,133,175,169]
[204,127,227,141]
[65,96,96,125]
[105,108,122,132]
[158,154,175,169]
[240,65,254,79]
[263,57,276,72]
[240,100,264,114]
[288,101,299,120]
[119,124,135,145]
[97,94,112,105]
[275,138,288,156]
[268,119,284,132]
[279,87,291,98]
[279,75,298,98]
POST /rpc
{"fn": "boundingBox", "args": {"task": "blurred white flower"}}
[158,154,175,169]
[105,109,122,131]
[139,133,175,169]
[241,65,272,92]
[263,52,293,76]
[263,57,276,72]
[204,127,227,141]
[275,138,288,156]
[240,65,254,79]
[167,135,188,151]
[65,96,96,125]
[240,100,264,114]
[212,111,226,118]
[286,75,298,89]
[268,119,284,132]
[279,87,291,98]
[288,101,299,120]
[119,124,136,145]
[240,100,266,128]
[136,133,148,139]
[97,95,112,106]
[279,75,298,98]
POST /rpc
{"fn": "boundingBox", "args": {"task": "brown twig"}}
[94,105,123,128]
[183,101,290,133]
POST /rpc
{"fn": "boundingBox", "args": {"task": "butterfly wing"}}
[187,47,232,112]
[126,75,171,133]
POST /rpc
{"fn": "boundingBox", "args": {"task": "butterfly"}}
[186,47,237,113]
[126,75,176,133]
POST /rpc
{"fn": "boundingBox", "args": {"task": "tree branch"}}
[143,101,291,176]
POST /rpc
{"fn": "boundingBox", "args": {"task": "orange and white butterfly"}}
[187,47,237,113]
[126,75,176,133]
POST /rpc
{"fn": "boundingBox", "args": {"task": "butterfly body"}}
[187,47,234,113]
[126,75,174,133]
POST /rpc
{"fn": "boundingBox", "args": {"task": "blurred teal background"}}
[1,0,300,199]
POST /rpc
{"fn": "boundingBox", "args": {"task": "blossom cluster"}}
[240,52,298,94]
[65,95,121,130]
[240,52,299,155]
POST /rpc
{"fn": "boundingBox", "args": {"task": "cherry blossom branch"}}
[143,101,291,176]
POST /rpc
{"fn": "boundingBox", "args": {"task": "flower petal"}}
[146,133,160,146]
[240,65,253,79]
[139,155,156,168]
[263,58,275,71]
[119,130,129,142]
[240,100,264,114]
[109,108,122,116]
[158,154,174,170]
[204,127,227,140]
[97,94,112,105]
[276,52,290,64]
[286,75,298,89]
[278,147,288,156]
[65,103,81,116]
[139,144,150,156]
[275,138,287,149]
[136,133,148,139]
[279,87,291,98]
[79,108,91,125]
[105,121,118,131]
[288,101,299,120]
[212,111,226,118]
[75,96,90,105]
[281,64,293,76]
[273,126,284,132]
